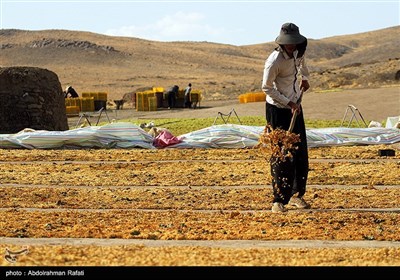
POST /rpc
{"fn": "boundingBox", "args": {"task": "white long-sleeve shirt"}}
[261,48,309,109]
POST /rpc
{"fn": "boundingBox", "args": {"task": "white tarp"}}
[0,122,399,149]
[0,122,155,149]
[172,124,262,149]
[304,126,400,148]
[385,116,400,129]
[172,124,400,149]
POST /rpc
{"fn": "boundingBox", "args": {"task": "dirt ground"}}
[85,87,400,125]
[0,145,399,267]
[1,87,399,268]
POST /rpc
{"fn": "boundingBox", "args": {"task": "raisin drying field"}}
[0,145,399,267]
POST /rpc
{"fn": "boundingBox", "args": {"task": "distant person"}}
[167,85,179,109]
[184,83,192,108]
[261,22,311,213]
[64,86,79,98]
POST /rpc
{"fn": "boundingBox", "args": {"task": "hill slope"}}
[0,26,399,101]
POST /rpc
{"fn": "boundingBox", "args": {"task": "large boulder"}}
[0,66,69,134]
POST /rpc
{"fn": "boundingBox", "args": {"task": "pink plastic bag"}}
[153,130,182,148]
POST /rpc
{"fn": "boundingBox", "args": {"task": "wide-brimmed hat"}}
[275,22,306,45]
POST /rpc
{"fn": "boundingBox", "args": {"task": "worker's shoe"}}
[289,197,311,209]
[271,202,287,213]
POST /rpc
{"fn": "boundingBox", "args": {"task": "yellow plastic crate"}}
[254,92,265,102]
[97,92,108,101]
[177,89,185,99]
[238,94,246,103]
[136,91,156,111]
[80,97,95,112]
[66,106,80,115]
[65,97,94,111]
[81,92,108,101]
[136,92,144,111]
[65,98,81,107]
[238,92,265,103]
[191,91,202,102]
[81,92,93,98]
[148,96,157,111]
[152,87,164,93]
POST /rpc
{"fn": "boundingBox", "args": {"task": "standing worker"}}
[184,83,192,108]
[167,85,179,109]
[261,22,311,213]
[64,86,79,98]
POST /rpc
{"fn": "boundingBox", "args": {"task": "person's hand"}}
[300,80,310,92]
[288,101,301,114]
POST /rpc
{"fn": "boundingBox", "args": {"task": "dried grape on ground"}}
[0,144,399,266]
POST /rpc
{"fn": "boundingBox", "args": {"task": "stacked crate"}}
[65,105,80,115]
[136,90,157,111]
[174,89,185,107]
[238,92,265,103]
[153,87,164,108]
[190,90,202,108]
[65,97,95,113]
[81,92,108,110]
[148,96,157,111]
[81,92,108,101]
[152,87,164,93]
[80,97,95,111]
[65,97,78,108]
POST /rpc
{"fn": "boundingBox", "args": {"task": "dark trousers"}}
[167,92,176,108]
[265,102,309,204]
[184,95,192,108]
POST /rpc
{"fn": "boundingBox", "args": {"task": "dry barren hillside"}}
[0,26,399,101]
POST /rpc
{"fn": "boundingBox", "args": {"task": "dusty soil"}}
[2,87,400,267]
